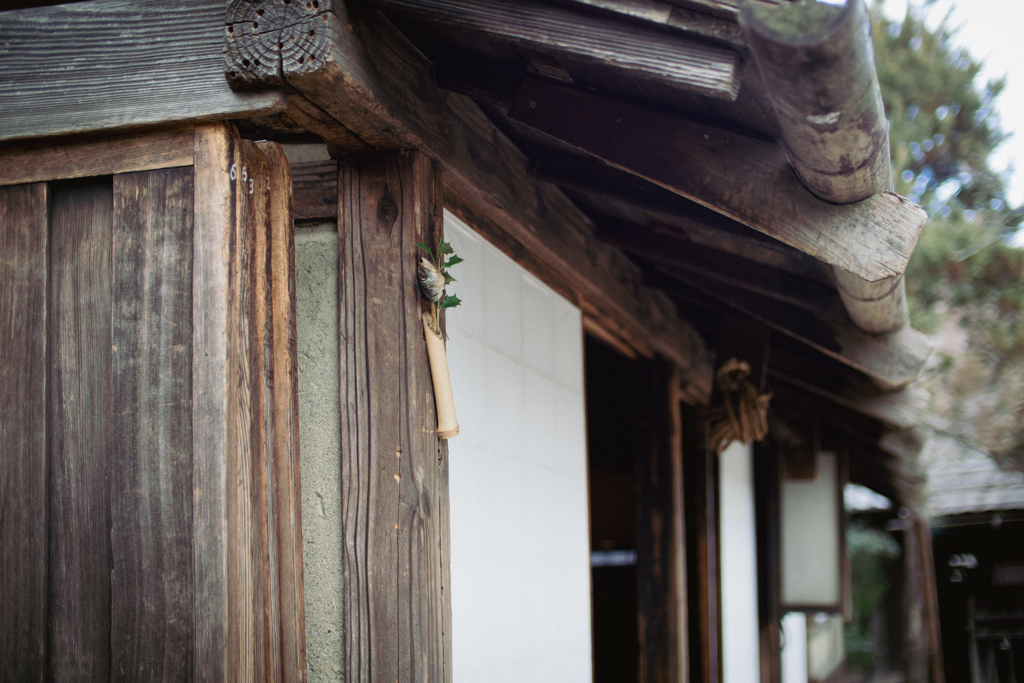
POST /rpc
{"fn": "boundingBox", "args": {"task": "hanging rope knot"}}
[708,358,772,455]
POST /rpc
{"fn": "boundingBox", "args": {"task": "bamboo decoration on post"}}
[416,239,463,439]
[707,358,772,454]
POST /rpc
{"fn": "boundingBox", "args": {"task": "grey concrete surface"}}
[295,222,343,682]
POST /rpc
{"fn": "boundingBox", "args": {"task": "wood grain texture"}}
[257,140,308,683]
[372,0,741,99]
[338,152,449,682]
[249,140,283,683]
[0,129,194,188]
[0,183,49,683]
[47,178,113,683]
[0,0,284,143]
[509,76,927,282]
[192,123,237,683]
[110,168,195,683]
[224,2,714,399]
[291,159,339,222]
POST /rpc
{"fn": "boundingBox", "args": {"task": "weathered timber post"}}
[635,357,689,683]
[338,151,451,682]
[740,0,911,335]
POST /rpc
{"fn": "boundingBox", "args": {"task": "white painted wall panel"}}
[719,440,762,683]
[443,211,592,682]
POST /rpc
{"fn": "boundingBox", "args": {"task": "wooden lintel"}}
[658,271,934,389]
[223,0,715,400]
[0,0,285,144]
[508,76,927,282]
[372,0,742,100]
[0,128,195,188]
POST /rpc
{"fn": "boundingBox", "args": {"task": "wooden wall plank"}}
[47,178,113,683]
[0,183,49,682]
[0,0,284,143]
[339,151,450,682]
[257,141,308,683]
[192,123,237,683]
[0,129,194,188]
[109,167,195,682]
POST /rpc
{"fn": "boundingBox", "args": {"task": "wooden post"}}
[338,151,451,682]
[635,357,687,683]
[740,0,911,335]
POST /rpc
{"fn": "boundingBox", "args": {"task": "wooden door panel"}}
[0,182,49,683]
[110,167,196,682]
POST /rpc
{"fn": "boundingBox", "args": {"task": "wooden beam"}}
[508,76,928,283]
[0,0,285,143]
[372,0,742,100]
[224,0,715,401]
[655,271,934,389]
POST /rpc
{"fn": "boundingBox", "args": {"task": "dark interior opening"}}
[586,335,639,683]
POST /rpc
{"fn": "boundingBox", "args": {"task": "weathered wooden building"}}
[0,0,945,681]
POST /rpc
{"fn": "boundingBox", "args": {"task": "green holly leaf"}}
[437,239,455,256]
[444,254,465,268]
[439,294,462,309]
[413,241,434,262]
[443,272,456,285]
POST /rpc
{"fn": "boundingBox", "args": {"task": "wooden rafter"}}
[372,0,742,100]
[508,76,928,283]
[653,270,933,390]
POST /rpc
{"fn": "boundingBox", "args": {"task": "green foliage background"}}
[873,0,1024,472]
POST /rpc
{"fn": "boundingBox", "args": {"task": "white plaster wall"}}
[781,612,809,683]
[718,440,762,683]
[443,211,593,683]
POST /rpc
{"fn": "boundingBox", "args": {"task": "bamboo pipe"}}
[422,311,459,439]
[740,0,911,335]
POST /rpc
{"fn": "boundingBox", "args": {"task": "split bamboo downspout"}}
[740,0,910,335]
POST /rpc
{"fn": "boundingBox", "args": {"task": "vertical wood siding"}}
[0,182,49,683]
[47,179,114,683]
[0,125,304,682]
